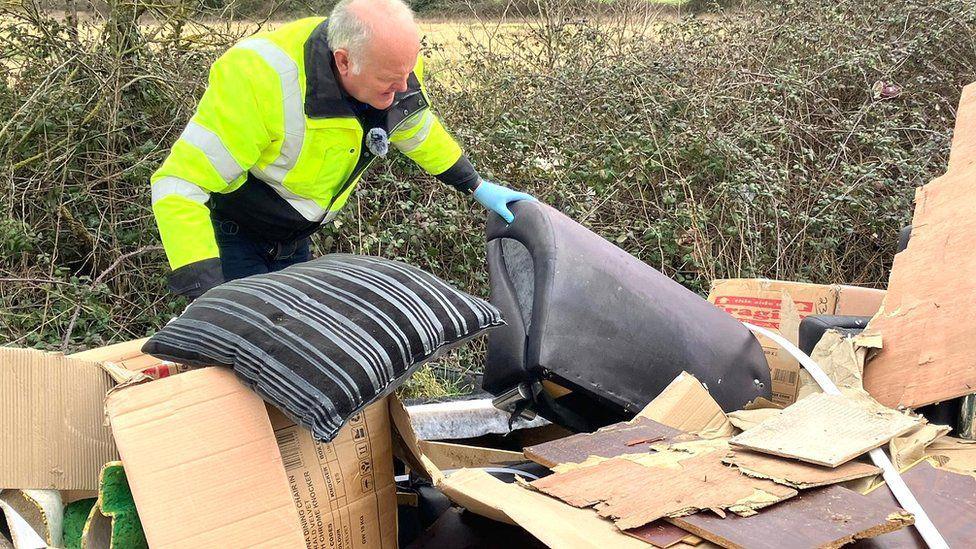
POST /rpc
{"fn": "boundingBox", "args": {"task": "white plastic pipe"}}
[743,323,948,549]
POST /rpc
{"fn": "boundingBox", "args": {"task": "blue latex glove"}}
[472,179,536,223]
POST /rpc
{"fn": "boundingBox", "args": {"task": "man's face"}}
[335,42,419,110]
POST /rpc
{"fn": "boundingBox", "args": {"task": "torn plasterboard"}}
[889,423,951,471]
[727,408,782,432]
[0,348,118,490]
[925,436,976,477]
[795,329,873,402]
[523,417,690,468]
[671,484,912,549]
[858,461,976,548]
[420,441,525,470]
[636,372,735,438]
[529,439,797,530]
[105,367,306,548]
[730,392,922,467]
[0,489,63,548]
[861,83,976,408]
[724,449,880,489]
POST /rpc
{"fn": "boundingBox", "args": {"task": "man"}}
[150,0,534,299]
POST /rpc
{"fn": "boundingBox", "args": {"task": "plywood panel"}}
[524,417,689,467]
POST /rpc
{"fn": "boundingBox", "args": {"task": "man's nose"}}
[395,77,409,92]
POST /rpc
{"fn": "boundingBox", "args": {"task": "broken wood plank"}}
[636,372,735,438]
[625,521,700,548]
[671,484,912,549]
[852,461,976,548]
[729,393,921,467]
[529,440,797,530]
[523,417,688,468]
[861,83,976,408]
[725,449,880,489]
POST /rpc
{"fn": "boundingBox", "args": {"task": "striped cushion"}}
[143,254,505,441]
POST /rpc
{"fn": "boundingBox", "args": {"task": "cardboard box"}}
[105,365,396,549]
[708,279,886,405]
[0,348,118,490]
[267,401,396,549]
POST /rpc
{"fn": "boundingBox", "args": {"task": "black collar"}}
[304,18,425,122]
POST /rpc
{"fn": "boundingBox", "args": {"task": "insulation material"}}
[730,393,922,467]
[523,417,689,468]
[724,449,880,489]
[861,83,976,408]
[670,485,913,549]
[530,439,797,530]
[0,489,63,549]
[636,372,735,439]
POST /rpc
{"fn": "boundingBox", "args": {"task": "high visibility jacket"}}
[151,17,480,295]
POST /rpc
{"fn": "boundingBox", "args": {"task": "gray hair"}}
[328,0,416,74]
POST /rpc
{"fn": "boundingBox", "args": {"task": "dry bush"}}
[1,0,974,394]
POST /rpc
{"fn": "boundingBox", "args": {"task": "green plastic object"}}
[63,499,96,549]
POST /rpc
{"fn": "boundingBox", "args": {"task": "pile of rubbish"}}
[3,83,976,549]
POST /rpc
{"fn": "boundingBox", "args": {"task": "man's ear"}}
[334,50,351,76]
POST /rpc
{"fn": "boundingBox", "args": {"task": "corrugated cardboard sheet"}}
[0,348,117,490]
[708,279,885,404]
[106,367,305,548]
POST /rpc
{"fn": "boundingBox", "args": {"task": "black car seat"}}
[483,201,770,431]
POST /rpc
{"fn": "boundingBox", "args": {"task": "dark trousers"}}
[212,215,312,281]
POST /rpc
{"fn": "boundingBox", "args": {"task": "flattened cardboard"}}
[0,348,118,490]
[636,372,734,438]
[709,279,886,405]
[105,367,306,548]
[267,399,397,549]
[419,441,525,470]
[924,436,976,476]
[861,84,976,408]
[730,393,921,467]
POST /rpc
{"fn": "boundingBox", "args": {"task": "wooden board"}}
[671,485,912,549]
[625,521,700,548]
[726,449,880,489]
[530,440,797,530]
[729,393,920,467]
[861,83,976,408]
[852,461,976,548]
[523,417,688,467]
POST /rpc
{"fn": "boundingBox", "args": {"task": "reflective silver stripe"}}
[151,176,210,205]
[263,177,328,222]
[392,111,434,153]
[396,109,428,132]
[237,39,305,185]
[179,121,243,183]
